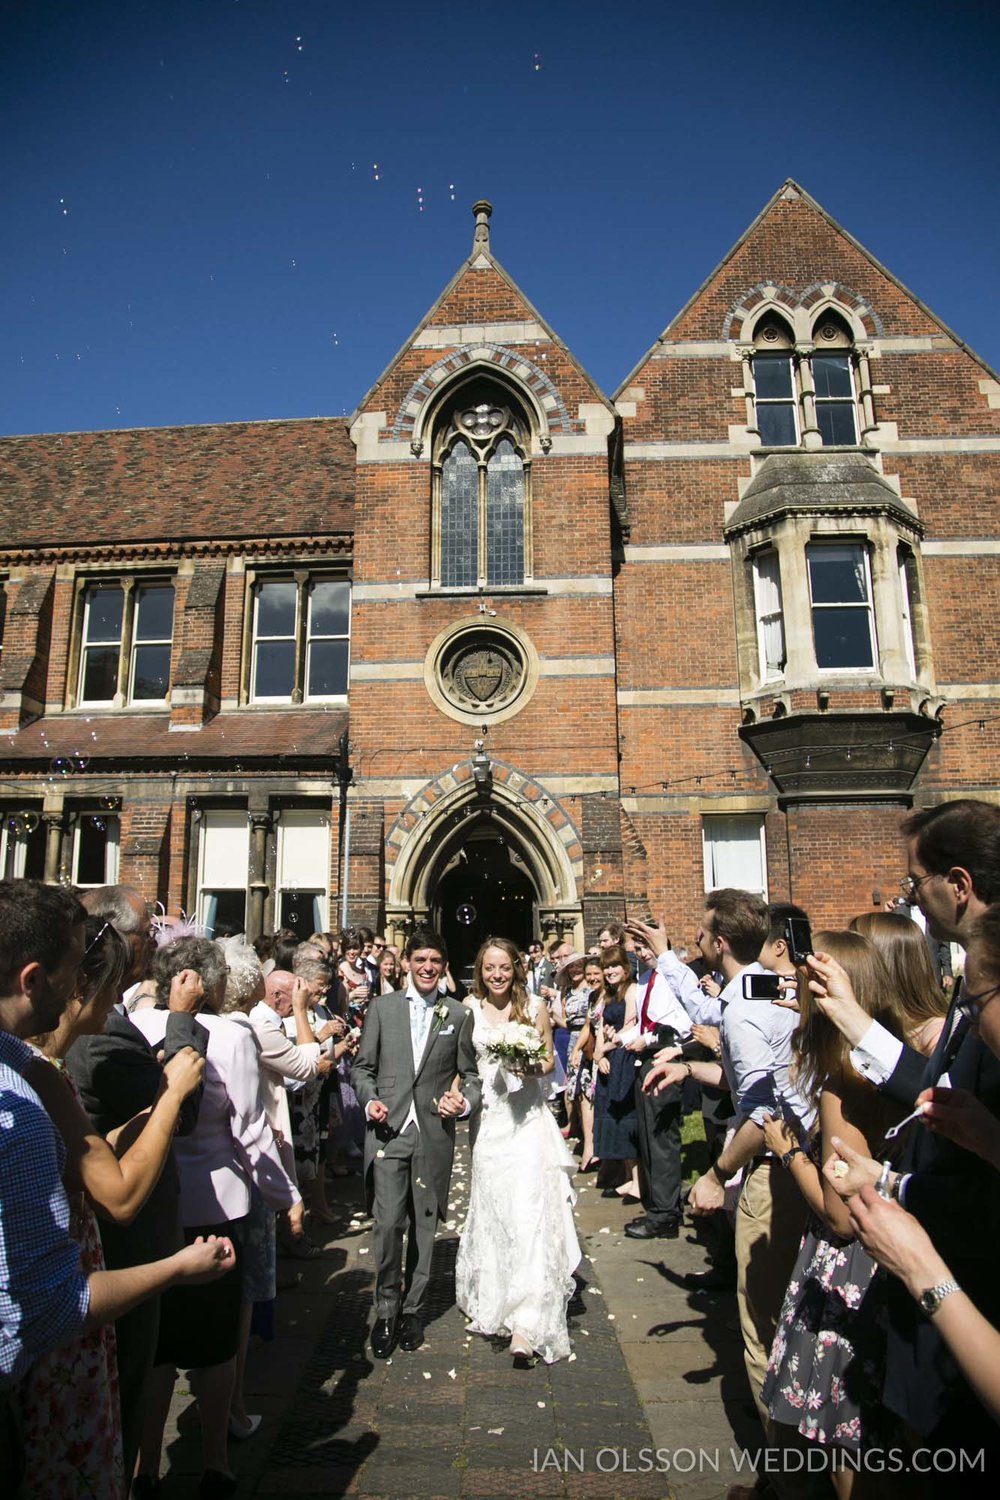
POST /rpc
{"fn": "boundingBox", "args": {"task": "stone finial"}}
[472,200,493,256]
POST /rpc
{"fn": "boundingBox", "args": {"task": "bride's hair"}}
[471,937,532,1024]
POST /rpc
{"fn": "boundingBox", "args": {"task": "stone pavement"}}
[156,1130,760,1499]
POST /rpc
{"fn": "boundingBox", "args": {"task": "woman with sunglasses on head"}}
[455,937,580,1363]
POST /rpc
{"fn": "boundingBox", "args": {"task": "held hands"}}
[688,1169,726,1215]
[167,968,205,1013]
[160,1046,205,1100]
[823,1135,882,1199]
[173,1234,235,1284]
[437,1085,467,1119]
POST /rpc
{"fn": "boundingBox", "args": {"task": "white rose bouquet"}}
[482,1021,547,1091]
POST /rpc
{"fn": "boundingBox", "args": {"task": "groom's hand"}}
[366,1100,389,1124]
[437,1086,466,1118]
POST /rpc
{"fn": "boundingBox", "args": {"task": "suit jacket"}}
[882,984,1000,1437]
[64,1010,207,1266]
[352,989,480,1220]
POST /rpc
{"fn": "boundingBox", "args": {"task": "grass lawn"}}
[681,1107,709,1184]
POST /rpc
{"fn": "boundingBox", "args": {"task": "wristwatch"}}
[918,1279,961,1316]
[781,1146,806,1169]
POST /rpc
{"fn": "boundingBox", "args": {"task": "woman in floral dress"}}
[761,931,912,1490]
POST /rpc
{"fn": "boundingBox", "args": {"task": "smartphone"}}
[785,917,813,966]
[742,972,783,1001]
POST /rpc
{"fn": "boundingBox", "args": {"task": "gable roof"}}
[615,178,1000,396]
[352,202,614,418]
[0,417,355,551]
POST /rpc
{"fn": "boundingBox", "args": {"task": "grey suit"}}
[353,988,480,1319]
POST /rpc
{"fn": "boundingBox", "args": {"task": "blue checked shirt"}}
[0,1031,90,1387]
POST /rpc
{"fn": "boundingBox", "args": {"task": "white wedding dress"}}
[455,997,581,1363]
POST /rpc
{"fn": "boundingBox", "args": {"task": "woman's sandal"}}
[510,1329,534,1358]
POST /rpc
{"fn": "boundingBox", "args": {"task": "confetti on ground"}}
[358,1248,369,1255]
[568,1352,577,1361]
[447,1368,457,1379]
[537,1401,545,1408]
[423,1371,431,1380]
[488,1427,504,1435]
[608,1314,616,1321]
[599,1227,610,1234]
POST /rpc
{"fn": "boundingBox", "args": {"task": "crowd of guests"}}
[0,902,424,1498]
[4,797,1000,1498]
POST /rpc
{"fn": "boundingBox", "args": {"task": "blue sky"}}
[2,0,998,437]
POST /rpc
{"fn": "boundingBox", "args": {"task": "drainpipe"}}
[336,728,353,928]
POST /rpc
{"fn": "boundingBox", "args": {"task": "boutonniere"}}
[432,1000,450,1028]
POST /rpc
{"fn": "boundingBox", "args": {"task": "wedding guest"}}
[567,956,603,1171]
[761,931,909,1490]
[848,910,948,1056]
[132,937,298,1497]
[593,945,641,1203]
[0,881,234,1497]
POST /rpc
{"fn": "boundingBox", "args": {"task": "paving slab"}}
[155,1128,765,1499]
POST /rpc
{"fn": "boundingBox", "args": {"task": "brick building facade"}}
[1,181,998,973]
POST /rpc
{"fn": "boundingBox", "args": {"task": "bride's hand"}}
[438,1087,467,1118]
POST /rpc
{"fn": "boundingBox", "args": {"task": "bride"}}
[455,937,581,1363]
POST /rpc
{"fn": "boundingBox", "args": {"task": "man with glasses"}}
[821,801,1000,1492]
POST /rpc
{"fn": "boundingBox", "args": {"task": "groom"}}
[353,927,481,1357]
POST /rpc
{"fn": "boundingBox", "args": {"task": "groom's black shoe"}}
[625,1216,679,1239]
[371,1316,398,1359]
[398,1314,425,1352]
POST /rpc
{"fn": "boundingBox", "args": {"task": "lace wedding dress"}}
[455,997,581,1362]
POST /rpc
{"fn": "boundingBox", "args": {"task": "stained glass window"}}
[486,439,525,586]
[440,440,478,587]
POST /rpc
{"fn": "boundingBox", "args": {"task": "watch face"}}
[919,1288,938,1314]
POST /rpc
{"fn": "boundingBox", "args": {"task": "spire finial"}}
[472,200,493,256]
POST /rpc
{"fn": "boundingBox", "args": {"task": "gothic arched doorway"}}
[433,819,535,981]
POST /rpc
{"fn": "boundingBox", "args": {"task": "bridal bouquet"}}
[482,1022,546,1091]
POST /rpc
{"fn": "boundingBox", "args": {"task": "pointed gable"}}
[352,201,613,460]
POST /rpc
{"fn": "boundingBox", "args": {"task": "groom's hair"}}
[405,926,448,963]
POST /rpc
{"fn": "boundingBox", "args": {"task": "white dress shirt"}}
[634,965,694,1044]
[656,949,724,1026]
[718,963,814,1146]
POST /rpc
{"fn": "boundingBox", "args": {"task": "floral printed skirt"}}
[762,1221,888,1450]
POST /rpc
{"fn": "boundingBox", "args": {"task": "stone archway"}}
[384,765,583,962]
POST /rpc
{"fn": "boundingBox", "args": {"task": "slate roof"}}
[724,451,920,537]
[0,418,355,549]
[0,709,348,768]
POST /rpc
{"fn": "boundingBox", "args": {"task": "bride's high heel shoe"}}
[510,1329,533,1358]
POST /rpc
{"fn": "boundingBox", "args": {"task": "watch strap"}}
[919,1279,961,1315]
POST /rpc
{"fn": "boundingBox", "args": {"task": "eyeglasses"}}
[962,984,1000,1019]
[899,871,939,900]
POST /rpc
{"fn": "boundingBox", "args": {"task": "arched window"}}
[433,383,531,588]
[746,306,864,449]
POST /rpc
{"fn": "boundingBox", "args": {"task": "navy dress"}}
[592,1000,640,1160]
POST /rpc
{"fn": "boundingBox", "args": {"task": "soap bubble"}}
[90,817,106,833]
[22,813,39,834]
[7,814,25,838]
[50,757,73,777]
[72,751,90,771]
[98,796,117,811]
[455,903,477,927]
